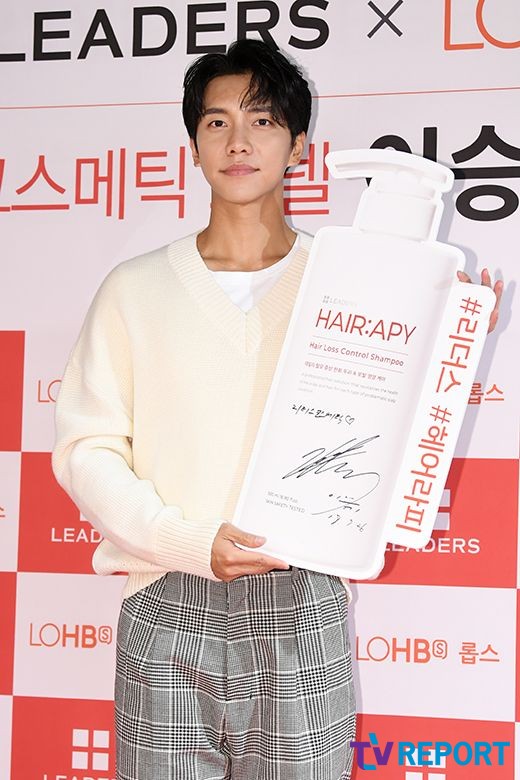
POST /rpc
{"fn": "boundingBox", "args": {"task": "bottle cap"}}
[325,149,455,241]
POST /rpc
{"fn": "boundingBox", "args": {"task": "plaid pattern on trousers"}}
[114,565,356,780]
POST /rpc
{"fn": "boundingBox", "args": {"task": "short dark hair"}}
[182,38,312,149]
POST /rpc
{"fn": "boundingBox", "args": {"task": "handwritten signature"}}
[311,492,367,529]
[281,436,381,526]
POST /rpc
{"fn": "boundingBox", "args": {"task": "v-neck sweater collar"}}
[167,229,313,354]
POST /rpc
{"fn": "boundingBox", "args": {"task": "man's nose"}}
[226,124,253,155]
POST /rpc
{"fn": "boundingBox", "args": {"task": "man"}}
[52,38,502,780]
[52,39,356,780]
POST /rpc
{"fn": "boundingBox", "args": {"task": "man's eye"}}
[209,120,226,127]
[255,117,272,126]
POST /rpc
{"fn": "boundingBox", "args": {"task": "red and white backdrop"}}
[1,2,519,778]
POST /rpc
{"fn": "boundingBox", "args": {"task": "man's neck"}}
[196,195,297,272]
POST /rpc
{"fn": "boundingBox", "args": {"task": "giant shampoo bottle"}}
[233,149,496,579]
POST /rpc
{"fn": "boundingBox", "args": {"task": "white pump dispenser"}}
[233,149,496,580]
[326,148,454,242]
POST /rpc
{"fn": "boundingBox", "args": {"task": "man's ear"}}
[189,137,200,167]
[288,131,306,167]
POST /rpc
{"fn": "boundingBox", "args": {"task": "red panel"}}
[355,458,519,588]
[11,697,116,778]
[18,452,101,574]
[516,589,520,722]
[0,331,24,451]
[0,572,16,694]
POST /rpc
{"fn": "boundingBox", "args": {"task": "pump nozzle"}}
[325,149,455,242]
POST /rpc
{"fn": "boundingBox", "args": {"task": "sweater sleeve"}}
[51,264,224,581]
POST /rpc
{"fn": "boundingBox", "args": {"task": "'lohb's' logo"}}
[29,622,113,649]
[356,635,448,664]
[445,0,520,50]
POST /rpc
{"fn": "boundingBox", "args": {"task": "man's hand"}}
[457,267,504,334]
[210,521,291,582]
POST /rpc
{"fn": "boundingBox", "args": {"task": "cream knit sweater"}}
[51,229,352,602]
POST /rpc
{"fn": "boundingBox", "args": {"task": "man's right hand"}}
[210,521,291,582]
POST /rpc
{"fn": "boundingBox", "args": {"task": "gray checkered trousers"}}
[114,565,356,780]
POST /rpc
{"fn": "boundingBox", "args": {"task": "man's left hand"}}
[457,268,504,334]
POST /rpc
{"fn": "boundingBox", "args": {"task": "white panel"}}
[13,572,124,699]
[349,582,516,721]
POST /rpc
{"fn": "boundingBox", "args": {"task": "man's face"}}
[189,72,305,207]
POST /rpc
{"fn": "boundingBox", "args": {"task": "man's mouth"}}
[222,164,258,176]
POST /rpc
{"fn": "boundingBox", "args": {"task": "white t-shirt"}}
[209,234,300,312]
